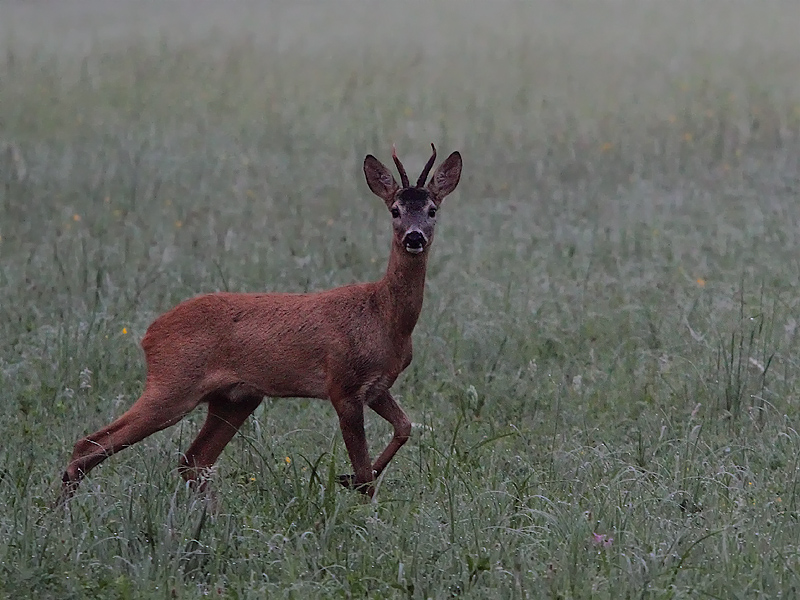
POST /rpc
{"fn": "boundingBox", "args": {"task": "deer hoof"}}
[337,473,355,488]
[336,474,374,496]
[54,477,79,508]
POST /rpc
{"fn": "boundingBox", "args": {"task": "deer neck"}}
[378,242,429,338]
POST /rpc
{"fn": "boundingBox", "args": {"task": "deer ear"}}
[364,155,399,206]
[427,151,462,203]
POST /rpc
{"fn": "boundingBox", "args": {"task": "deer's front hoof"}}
[337,473,355,488]
[337,474,374,496]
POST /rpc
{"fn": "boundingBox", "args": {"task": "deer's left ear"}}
[427,151,462,204]
[364,155,400,207]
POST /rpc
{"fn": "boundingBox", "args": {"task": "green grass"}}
[3,0,800,597]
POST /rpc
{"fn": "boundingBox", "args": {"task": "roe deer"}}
[60,144,462,500]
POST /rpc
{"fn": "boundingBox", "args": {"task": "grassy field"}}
[3,0,800,597]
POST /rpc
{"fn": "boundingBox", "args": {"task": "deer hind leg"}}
[60,384,201,501]
[368,391,411,477]
[178,392,263,489]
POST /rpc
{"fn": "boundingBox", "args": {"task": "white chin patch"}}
[405,245,424,254]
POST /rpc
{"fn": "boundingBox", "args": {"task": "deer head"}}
[364,144,462,255]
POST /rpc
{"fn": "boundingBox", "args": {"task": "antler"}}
[391,144,410,188]
[416,143,437,188]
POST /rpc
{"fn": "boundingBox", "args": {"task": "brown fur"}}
[60,146,462,500]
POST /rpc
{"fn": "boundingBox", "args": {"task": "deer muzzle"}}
[403,230,427,254]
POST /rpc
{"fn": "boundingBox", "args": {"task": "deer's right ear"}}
[427,151,462,204]
[364,155,399,207]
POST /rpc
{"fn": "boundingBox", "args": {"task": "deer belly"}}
[232,351,328,399]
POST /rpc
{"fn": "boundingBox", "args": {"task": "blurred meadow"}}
[3,0,800,597]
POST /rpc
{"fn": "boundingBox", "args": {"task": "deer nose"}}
[403,231,427,253]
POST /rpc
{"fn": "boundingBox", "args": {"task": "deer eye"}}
[391,207,400,218]
[428,207,437,218]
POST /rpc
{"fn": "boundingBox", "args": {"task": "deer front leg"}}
[335,391,411,495]
[334,399,374,496]
[368,391,411,477]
